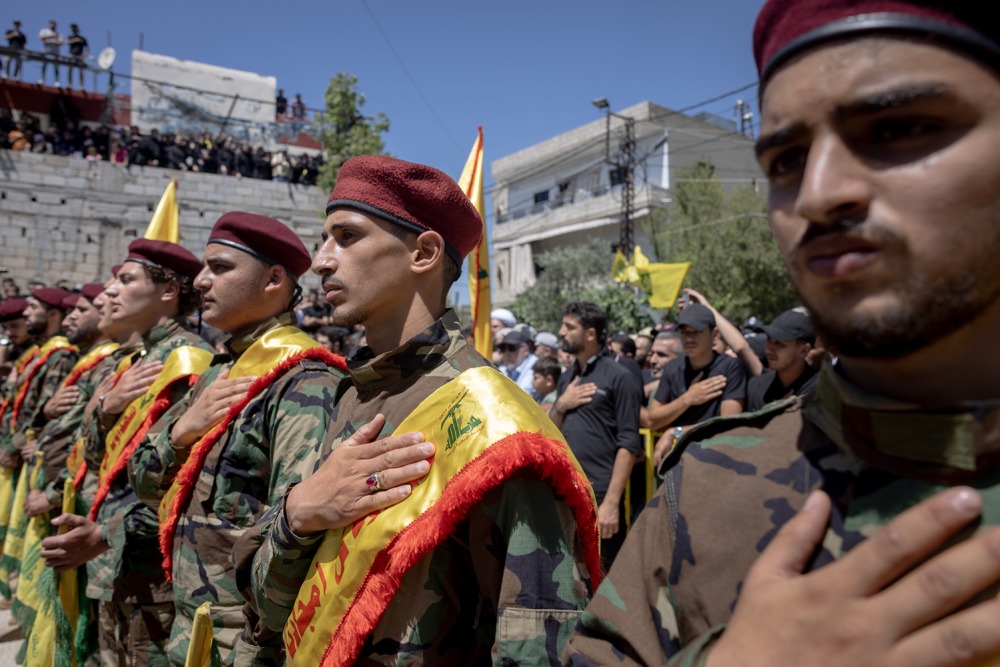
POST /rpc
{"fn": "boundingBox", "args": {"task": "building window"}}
[609,168,623,187]
[533,190,550,204]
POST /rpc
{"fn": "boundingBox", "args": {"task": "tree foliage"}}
[316,72,390,192]
[644,162,799,323]
[511,239,652,334]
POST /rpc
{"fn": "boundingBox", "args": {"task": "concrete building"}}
[0,150,327,289]
[489,101,762,305]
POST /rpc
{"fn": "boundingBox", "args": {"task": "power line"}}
[359,0,463,153]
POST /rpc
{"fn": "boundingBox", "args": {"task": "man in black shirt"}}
[643,303,746,463]
[746,308,817,411]
[4,20,26,80]
[65,23,88,89]
[552,301,643,570]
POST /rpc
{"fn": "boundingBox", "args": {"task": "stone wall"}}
[0,150,328,289]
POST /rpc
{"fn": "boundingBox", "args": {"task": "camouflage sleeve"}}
[25,349,76,430]
[472,475,592,663]
[35,399,85,489]
[127,368,216,506]
[101,494,162,549]
[264,365,341,499]
[234,493,327,638]
[563,478,712,666]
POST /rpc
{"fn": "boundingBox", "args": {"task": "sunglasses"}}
[498,344,518,352]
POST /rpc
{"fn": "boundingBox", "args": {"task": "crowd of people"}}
[1,0,1000,665]
[0,111,325,184]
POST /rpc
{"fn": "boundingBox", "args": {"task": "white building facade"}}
[490,101,762,305]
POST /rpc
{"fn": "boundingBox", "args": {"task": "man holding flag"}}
[234,154,602,665]
[127,212,348,664]
[40,240,211,665]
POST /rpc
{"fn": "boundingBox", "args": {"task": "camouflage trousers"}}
[97,600,174,667]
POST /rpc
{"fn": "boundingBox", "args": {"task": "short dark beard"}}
[69,320,100,347]
[26,318,48,337]
[806,265,993,359]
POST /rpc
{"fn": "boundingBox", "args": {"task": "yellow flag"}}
[642,262,692,309]
[611,249,627,282]
[459,128,492,360]
[185,601,217,667]
[145,179,180,242]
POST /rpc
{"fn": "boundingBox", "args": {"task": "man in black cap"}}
[642,303,747,464]
[746,308,817,411]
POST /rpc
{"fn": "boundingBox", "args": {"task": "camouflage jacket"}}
[85,319,211,604]
[0,335,77,455]
[563,363,1000,666]
[130,315,347,665]
[233,309,595,666]
[44,339,142,507]
[33,340,118,501]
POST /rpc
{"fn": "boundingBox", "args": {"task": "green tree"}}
[646,162,798,322]
[316,72,390,192]
[511,239,652,334]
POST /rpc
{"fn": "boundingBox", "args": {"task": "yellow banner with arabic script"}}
[98,346,212,488]
[285,366,598,665]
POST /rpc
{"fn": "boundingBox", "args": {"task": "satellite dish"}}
[98,47,116,71]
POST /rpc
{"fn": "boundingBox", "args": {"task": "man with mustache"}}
[564,1,1000,665]
[234,155,602,666]
[41,240,211,665]
[128,212,348,664]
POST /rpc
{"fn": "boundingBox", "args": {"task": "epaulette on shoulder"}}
[658,395,801,475]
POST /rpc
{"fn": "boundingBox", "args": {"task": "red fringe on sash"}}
[10,344,74,424]
[60,349,114,390]
[319,431,604,667]
[88,376,194,520]
[158,348,347,581]
[72,460,88,491]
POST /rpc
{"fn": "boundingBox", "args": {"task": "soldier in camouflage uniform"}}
[41,240,210,666]
[129,212,347,665]
[0,288,78,468]
[564,2,1000,665]
[23,285,114,518]
[234,155,598,665]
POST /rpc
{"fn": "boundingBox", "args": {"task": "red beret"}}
[31,288,73,310]
[754,1,1000,86]
[326,155,482,267]
[62,294,80,309]
[110,264,122,277]
[208,212,312,278]
[125,239,202,281]
[0,299,28,322]
[80,283,105,302]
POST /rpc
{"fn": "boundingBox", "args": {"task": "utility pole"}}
[593,98,637,260]
[735,99,755,139]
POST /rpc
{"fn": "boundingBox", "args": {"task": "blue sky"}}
[10,0,768,302]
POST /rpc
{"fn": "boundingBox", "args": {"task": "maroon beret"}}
[80,283,105,302]
[110,264,122,277]
[326,155,482,267]
[754,1,1000,86]
[125,239,202,281]
[62,294,80,309]
[31,287,73,310]
[208,212,312,278]
[0,298,28,322]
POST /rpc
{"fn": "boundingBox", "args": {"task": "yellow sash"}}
[158,327,342,579]
[284,366,601,666]
[10,337,76,428]
[0,344,39,422]
[90,346,213,519]
[59,341,119,390]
